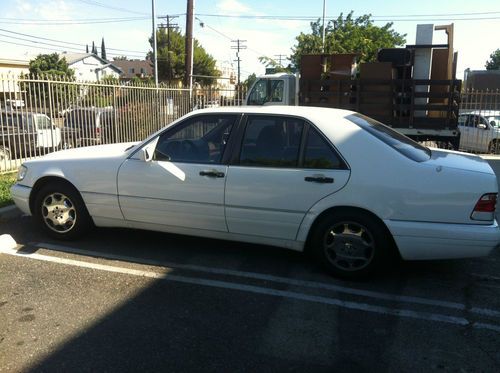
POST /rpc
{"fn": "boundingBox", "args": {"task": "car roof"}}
[461,111,500,116]
[190,106,356,119]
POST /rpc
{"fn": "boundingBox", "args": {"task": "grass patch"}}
[0,172,16,208]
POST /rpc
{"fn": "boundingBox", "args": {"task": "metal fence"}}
[0,74,246,172]
[456,90,500,154]
[2,74,500,174]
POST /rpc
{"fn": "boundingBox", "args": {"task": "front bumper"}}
[10,183,32,215]
[385,219,500,260]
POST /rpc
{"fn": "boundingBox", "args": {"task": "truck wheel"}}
[309,210,393,279]
[0,146,11,162]
[34,181,91,240]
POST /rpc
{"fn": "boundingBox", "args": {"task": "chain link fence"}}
[0,75,246,173]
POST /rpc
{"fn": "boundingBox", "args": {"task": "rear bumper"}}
[10,183,32,215]
[385,219,500,260]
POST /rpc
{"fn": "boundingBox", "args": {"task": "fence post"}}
[47,77,56,152]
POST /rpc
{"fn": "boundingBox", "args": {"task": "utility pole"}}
[321,0,326,53]
[274,54,287,67]
[152,0,158,86]
[185,0,194,92]
[231,39,247,85]
[158,15,178,82]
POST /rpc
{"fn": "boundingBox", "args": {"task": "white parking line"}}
[2,244,500,333]
[32,241,500,319]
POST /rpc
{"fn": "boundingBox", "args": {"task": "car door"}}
[475,115,492,152]
[34,114,60,150]
[224,114,350,241]
[117,114,239,232]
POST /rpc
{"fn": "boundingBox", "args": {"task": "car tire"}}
[0,146,11,162]
[309,210,393,279]
[488,140,500,154]
[34,181,91,240]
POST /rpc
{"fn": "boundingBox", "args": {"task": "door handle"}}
[305,176,334,184]
[199,170,225,178]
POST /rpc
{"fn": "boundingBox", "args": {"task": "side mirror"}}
[138,147,153,162]
[477,123,487,130]
[491,121,497,127]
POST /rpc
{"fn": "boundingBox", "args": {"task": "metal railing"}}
[456,90,500,154]
[2,74,499,174]
[0,74,246,172]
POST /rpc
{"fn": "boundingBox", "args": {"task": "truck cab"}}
[245,73,298,106]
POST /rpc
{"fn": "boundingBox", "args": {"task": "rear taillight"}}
[471,193,497,221]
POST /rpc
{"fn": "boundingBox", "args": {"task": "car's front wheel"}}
[309,210,393,279]
[34,181,91,240]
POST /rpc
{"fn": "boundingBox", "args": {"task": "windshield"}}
[347,113,431,162]
[487,116,500,128]
[247,79,284,105]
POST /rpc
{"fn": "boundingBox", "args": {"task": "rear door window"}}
[304,126,344,169]
[239,116,304,167]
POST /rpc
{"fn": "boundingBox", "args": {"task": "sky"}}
[0,0,499,81]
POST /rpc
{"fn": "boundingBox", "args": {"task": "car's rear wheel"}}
[309,210,393,279]
[34,182,91,240]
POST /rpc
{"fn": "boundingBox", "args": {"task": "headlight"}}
[17,165,27,181]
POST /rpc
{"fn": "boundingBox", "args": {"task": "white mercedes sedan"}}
[10,107,500,278]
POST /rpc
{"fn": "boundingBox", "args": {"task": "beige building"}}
[0,59,30,101]
[0,58,29,77]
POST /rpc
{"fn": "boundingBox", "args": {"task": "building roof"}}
[0,59,29,67]
[60,53,122,73]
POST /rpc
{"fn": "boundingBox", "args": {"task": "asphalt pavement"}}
[1,208,500,372]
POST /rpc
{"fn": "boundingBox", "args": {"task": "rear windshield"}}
[347,113,431,162]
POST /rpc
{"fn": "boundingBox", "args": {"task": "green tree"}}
[243,73,257,89]
[148,28,219,85]
[28,53,75,79]
[290,12,406,67]
[258,56,293,73]
[486,49,500,70]
[101,37,107,61]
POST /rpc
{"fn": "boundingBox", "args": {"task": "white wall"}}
[70,57,120,82]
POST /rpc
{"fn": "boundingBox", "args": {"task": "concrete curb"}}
[0,234,17,251]
[0,204,21,219]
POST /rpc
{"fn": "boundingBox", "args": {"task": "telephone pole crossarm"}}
[231,39,247,86]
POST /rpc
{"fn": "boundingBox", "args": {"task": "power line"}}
[73,0,149,16]
[0,32,145,59]
[195,16,271,59]
[0,17,149,25]
[195,17,232,41]
[195,11,500,20]
[0,28,148,55]
[275,54,288,67]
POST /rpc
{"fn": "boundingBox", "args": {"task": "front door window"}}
[154,115,237,164]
